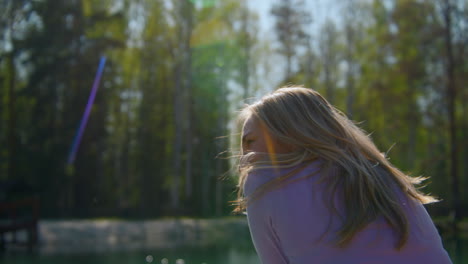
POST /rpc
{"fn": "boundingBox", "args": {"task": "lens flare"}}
[67,56,106,165]
[262,128,278,166]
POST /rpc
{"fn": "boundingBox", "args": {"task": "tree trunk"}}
[442,0,461,223]
[241,5,251,99]
[184,3,194,202]
[344,22,355,118]
[184,65,193,202]
[171,0,194,212]
[171,61,183,211]
[6,52,16,181]
[304,37,314,89]
[325,68,333,103]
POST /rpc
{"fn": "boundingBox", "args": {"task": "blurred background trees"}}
[0,0,466,220]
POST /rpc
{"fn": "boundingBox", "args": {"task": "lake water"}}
[444,237,468,264]
[1,219,466,264]
[1,219,261,264]
[3,239,467,264]
[1,245,260,264]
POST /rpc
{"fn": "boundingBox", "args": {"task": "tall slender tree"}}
[440,0,461,223]
[271,0,311,81]
[169,0,194,212]
[318,20,340,105]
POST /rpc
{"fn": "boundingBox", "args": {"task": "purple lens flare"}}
[67,56,107,165]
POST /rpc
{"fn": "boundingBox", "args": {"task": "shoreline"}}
[5,217,466,254]
[7,217,251,254]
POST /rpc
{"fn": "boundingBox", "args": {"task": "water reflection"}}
[2,245,260,264]
[1,218,465,264]
[145,255,153,262]
[444,236,468,264]
[36,218,251,255]
[1,218,260,264]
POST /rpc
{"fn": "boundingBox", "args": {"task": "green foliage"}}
[0,0,466,219]
[289,0,467,216]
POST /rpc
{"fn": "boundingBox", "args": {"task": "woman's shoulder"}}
[244,160,323,197]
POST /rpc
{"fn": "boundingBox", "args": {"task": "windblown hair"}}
[234,87,437,250]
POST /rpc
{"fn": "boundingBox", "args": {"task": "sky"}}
[247,0,341,37]
[243,0,342,94]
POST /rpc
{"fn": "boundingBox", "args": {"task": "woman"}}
[234,87,452,263]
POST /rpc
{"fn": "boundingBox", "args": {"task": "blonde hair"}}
[234,87,437,249]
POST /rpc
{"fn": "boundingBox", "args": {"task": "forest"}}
[0,0,466,222]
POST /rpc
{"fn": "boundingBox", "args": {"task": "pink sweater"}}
[245,161,453,264]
